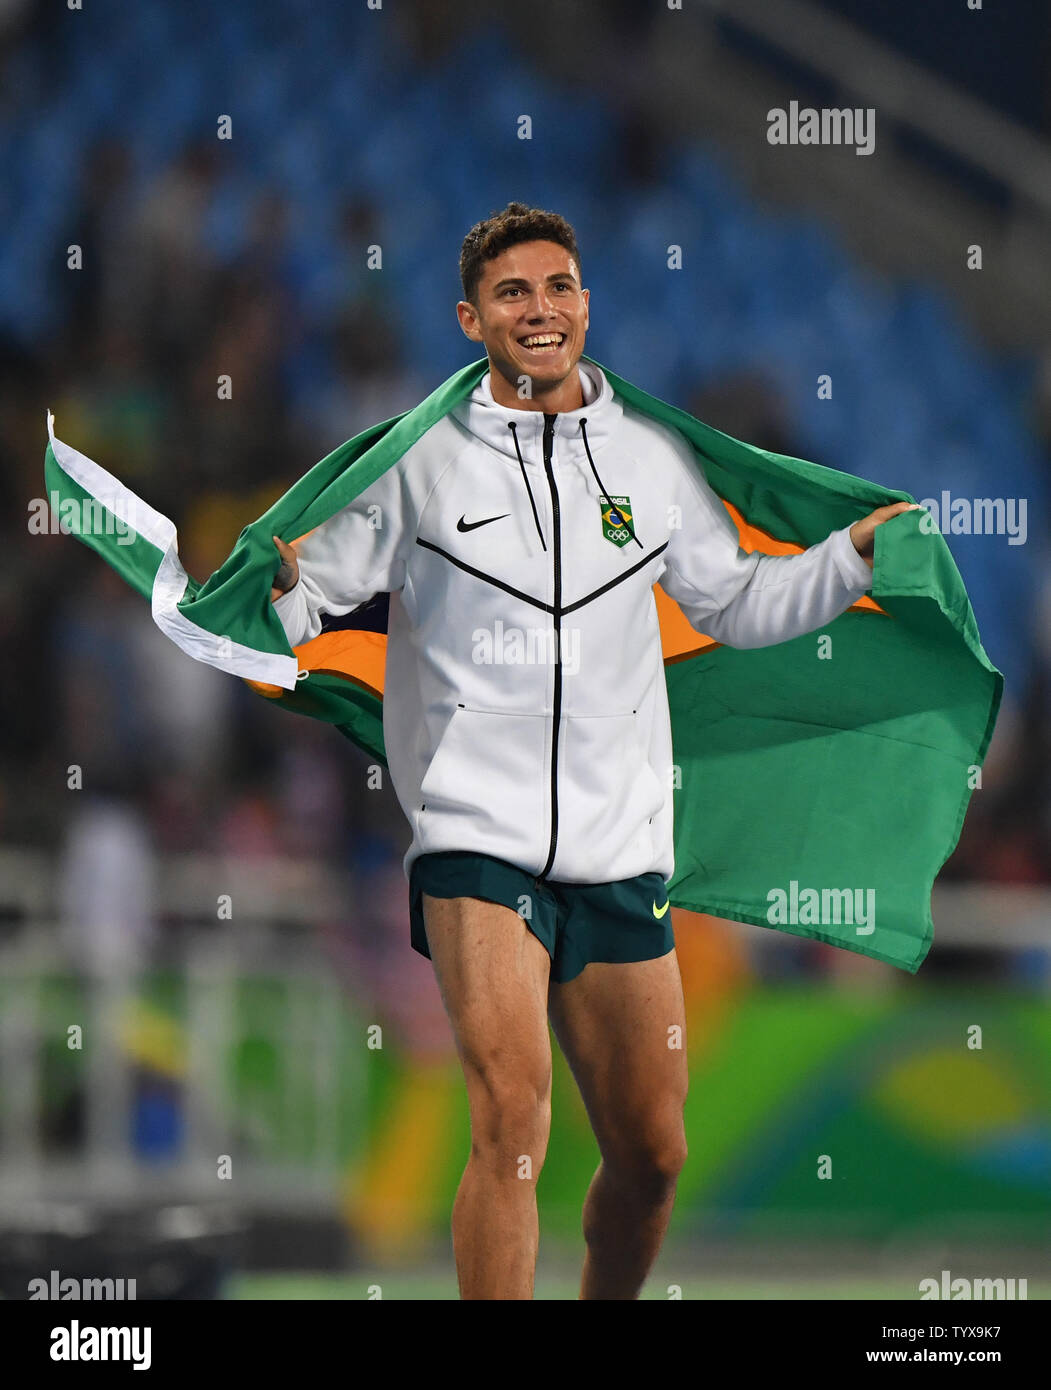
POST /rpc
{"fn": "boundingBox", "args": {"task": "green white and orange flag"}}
[44,355,1002,971]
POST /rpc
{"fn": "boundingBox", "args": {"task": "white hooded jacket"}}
[273,361,873,884]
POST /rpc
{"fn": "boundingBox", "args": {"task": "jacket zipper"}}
[539,412,561,882]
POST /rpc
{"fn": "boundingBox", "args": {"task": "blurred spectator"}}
[114,140,226,379]
[58,796,157,975]
[63,140,137,367]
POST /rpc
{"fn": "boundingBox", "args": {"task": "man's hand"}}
[849,502,921,567]
[270,535,300,602]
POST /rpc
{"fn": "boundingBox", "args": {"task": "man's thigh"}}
[422,893,553,1091]
[547,948,688,1162]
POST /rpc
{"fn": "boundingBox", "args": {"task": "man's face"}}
[457,240,589,397]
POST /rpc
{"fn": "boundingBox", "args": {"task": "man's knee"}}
[603,1118,688,1197]
[463,1055,552,1179]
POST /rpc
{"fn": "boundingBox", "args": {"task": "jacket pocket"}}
[558,711,667,869]
[419,704,547,840]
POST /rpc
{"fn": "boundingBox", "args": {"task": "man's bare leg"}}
[422,892,552,1299]
[548,949,689,1300]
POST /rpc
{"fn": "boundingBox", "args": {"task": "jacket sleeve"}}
[659,449,874,650]
[271,465,409,647]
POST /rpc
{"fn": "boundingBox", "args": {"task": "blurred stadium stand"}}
[0,0,1048,1294]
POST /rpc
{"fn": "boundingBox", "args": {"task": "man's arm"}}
[269,467,409,646]
[660,449,917,650]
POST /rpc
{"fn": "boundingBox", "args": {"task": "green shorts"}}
[409,850,675,984]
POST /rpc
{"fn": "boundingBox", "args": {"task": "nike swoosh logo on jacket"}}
[273,362,873,884]
[457,513,508,532]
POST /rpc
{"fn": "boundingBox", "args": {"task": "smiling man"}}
[263,201,915,1300]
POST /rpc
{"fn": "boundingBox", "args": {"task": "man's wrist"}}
[836,524,874,585]
[271,577,300,606]
[272,561,298,595]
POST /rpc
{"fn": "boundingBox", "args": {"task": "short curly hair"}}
[459,202,581,304]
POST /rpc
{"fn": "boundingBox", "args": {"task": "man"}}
[266,202,916,1300]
